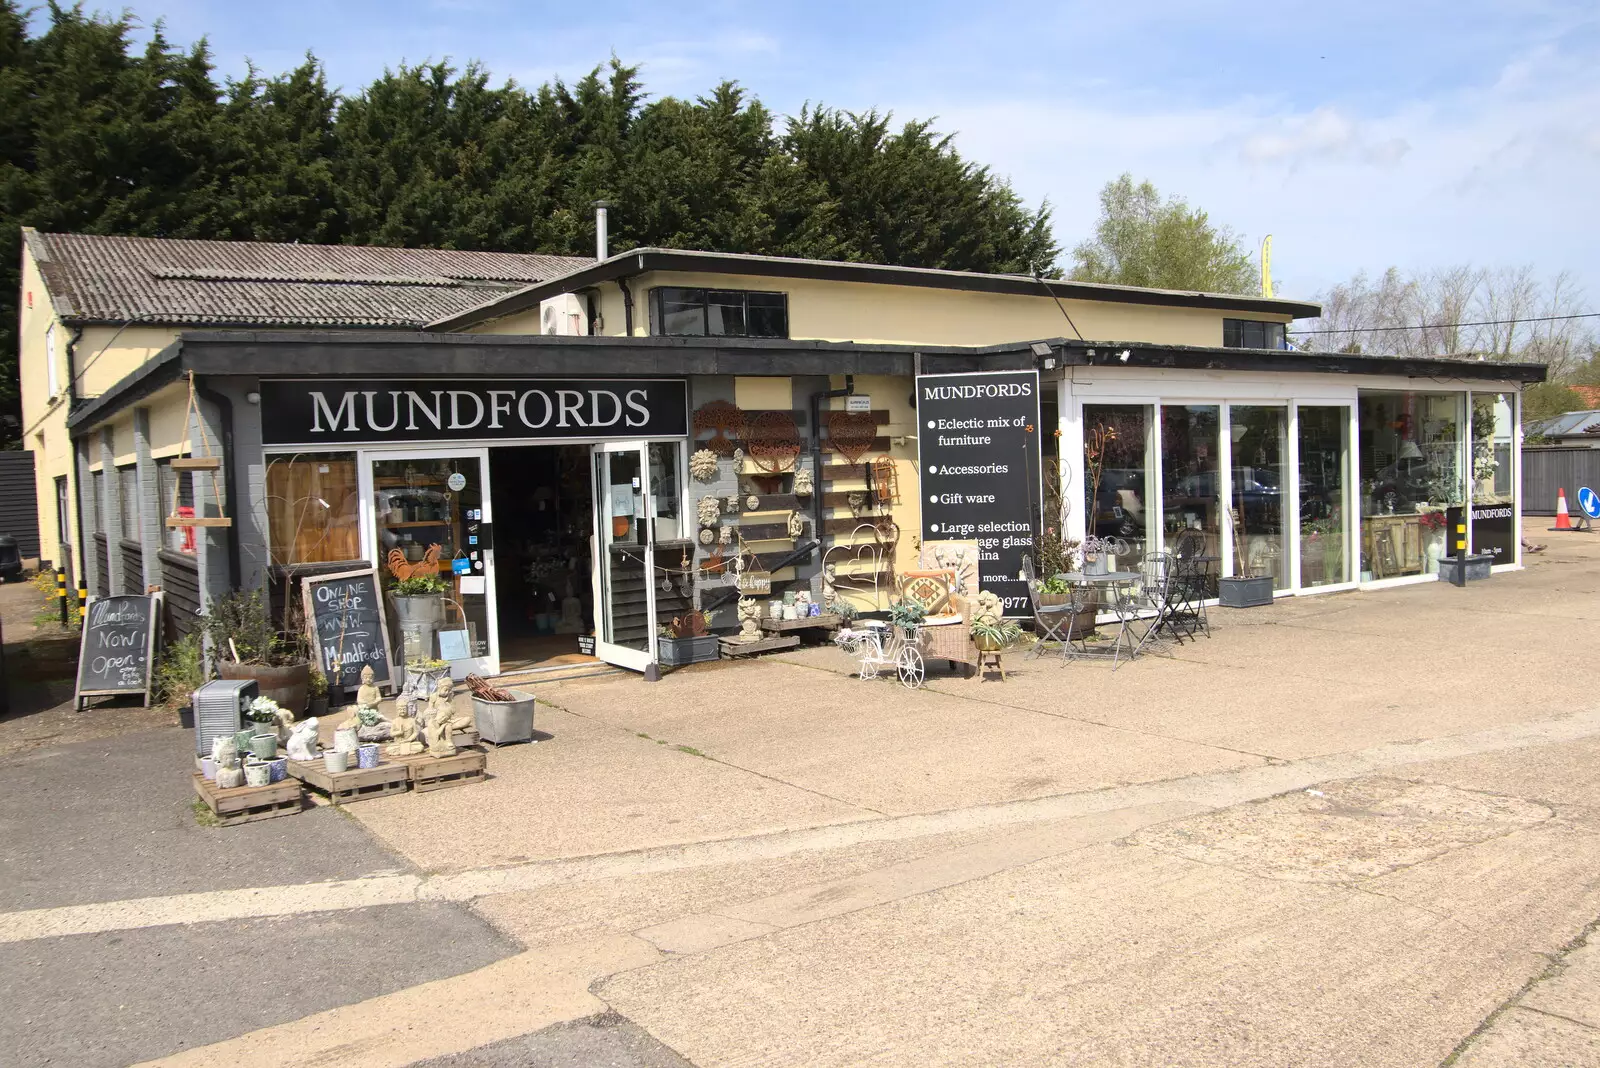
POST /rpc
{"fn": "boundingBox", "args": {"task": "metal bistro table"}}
[1055,571,1144,668]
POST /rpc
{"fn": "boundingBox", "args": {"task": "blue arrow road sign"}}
[1578,486,1600,520]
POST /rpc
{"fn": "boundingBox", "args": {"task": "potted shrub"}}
[207,589,312,712]
[659,610,720,667]
[390,572,448,626]
[889,600,927,640]
[1218,503,1273,608]
[307,665,329,717]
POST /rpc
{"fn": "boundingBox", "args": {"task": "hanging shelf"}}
[165,372,233,530]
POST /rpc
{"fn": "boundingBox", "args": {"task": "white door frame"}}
[589,440,658,674]
[357,445,499,678]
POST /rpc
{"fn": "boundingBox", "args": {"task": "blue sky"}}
[85,1,1600,303]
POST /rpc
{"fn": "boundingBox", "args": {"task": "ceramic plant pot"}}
[249,734,278,760]
[323,750,349,774]
[267,757,288,783]
[244,762,271,788]
[200,757,217,781]
[233,728,257,753]
[357,743,380,769]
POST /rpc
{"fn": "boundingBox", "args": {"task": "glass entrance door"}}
[365,450,497,678]
[590,442,658,673]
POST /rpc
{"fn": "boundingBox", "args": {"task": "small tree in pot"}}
[205,588,312,713]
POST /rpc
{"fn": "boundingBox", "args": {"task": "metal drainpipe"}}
[193,379,242,591]
[618,277,635,336]
[808,375,854,559]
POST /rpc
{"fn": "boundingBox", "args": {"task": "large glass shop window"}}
[266,453,362,566]
[1081,404,1154,564]
[1228,406,1289,589]
[1470,393,1517,563]
[1297,407,1350,588]
[372,457,490,663]
[1161,405,1222,563]
[1358,391,1465,579]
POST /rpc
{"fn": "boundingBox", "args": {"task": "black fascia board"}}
[427,248,1324,331]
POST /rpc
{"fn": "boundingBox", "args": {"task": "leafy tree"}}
[1071,173,1256,294]
[0,9,1062,448]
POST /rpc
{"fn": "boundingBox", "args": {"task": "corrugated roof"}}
[24,230,592,328]
[1530,410,1600,438]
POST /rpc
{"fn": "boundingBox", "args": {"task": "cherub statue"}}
[355,664,381,709]
[736,597,763,643]
[286,718,320,761]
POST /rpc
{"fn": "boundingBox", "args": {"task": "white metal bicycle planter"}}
[835,620,925,689]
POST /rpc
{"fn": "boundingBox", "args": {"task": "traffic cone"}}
[1551,488,1573,531]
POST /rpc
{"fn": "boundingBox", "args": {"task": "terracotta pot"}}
[220,660,310,715]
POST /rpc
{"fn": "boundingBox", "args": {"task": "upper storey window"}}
[650,287,788,339]
[1223,319,1287,349]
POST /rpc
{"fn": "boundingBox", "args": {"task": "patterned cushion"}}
[899,569,955,616]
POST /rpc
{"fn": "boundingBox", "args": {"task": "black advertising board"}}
[916,370,1042,616]
[260,378,688,447]
[1470,503,1516,563]
[301,568,394,694]
[75,593,162,709]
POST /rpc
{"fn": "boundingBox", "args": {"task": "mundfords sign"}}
[258,378,688,446]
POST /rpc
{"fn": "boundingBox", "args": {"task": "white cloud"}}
[907,40,1600,300]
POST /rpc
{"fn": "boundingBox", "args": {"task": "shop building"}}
[28,232,1542,680]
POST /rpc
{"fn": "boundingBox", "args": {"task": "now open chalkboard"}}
[75,593,162,709]
[301,568,394,695]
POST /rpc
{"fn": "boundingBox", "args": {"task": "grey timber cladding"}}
[0,451,41,557]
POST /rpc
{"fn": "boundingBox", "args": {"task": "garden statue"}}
[352,704,393,743]
[793,468,813,496]
[425,694,458,757]
[736,597,763,643]
[385,707,424,757]
[271,703,296,744]
[214,736,245,788]
[286,718,320,761]
[356,664,382,709]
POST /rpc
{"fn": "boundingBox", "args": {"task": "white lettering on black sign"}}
[916,371,1042,615]
[263,378,687,446]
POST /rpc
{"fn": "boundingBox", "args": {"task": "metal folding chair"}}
[1127,552,1179,658]
[1022,555,1073,660]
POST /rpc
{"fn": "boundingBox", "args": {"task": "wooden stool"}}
[976,647,1006,681]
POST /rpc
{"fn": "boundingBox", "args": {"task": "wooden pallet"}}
[760,613,842,634]
[719,633,801,657]
[287,758,409,805]
[392,746,488,793]
[192,773,303,826]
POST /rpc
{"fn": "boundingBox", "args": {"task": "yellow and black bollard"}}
[56,568,68,625]
[77,578,88,619]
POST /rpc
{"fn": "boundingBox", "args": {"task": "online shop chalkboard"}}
[301,568,394,695]
[916,370,1042,617]
[75,593,162,709]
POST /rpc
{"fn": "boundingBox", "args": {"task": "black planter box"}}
[1439,553,1494,587]
[1218,575,1274,608]
[659,634,722,666]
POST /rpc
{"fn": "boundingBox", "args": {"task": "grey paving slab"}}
[0,726,412,911]
[406,1012,695,1068]
[0,902,517,1068]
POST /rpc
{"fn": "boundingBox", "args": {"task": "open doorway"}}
[488,444,598,673]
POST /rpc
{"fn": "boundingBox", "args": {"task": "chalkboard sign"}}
[916,370,1042,617]
[301,568,394,695]
[75,593,162,709]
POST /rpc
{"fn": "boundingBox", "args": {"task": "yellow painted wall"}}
[20,242,186,563]
[468,270,1295,347]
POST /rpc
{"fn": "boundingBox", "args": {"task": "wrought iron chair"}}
[1021,555,1074,660]
[1126,551,1179,659]
[1171,530,1212,640]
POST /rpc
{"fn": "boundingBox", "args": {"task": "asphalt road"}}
[407,1013,695,1068]
[0,726,522,1068]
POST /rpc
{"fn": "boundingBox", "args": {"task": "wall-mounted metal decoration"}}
[693,400,745,457]
[701,550,726,575]
[746,411,801,473]
[871,456,900,504]
[826,411,878,463]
